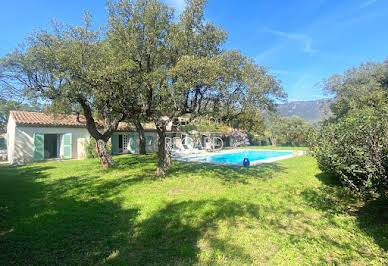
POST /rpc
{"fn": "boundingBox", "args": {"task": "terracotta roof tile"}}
[11,111,86,127]
[10,111,157,131]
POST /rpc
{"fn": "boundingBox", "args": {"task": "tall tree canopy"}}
[1,0,286,175]
[0,15,142,168]
[324,60,388,119]
[311,60,388,197]
[107,0,285,175]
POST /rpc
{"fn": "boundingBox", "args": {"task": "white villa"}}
[6,111,234,165]
[6,111,158,165]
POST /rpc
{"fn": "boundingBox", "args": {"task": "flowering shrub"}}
[230,130,250,147]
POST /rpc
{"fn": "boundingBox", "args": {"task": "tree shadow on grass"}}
[107,199,261,265]
[356,197,388,252]
[0,164,139,265]
[170,161,286,184]
[301,172,388,254]
[113,154,156,169]
[300,173,358,215]
[0,162,264,264]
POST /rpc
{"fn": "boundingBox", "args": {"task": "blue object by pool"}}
[182,150,293,165]
[243,158,250,166]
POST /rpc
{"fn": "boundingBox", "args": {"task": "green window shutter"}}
[129,133,136,153]
[112,134,119,155]
[33,133,44,161]
[149,135,154,145]
[62,133,72,159]
[0,138,5,150]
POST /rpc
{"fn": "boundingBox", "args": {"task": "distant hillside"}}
[276,99,331,124]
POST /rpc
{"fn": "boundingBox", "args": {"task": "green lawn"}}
[0,153,386,264]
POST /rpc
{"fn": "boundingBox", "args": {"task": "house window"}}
[146,135,154,145]
[123,134,129,152]
[116,134,132,154]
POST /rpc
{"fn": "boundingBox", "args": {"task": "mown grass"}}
[0,152,386,264]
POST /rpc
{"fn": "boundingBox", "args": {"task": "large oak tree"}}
[0,15,141,168]
[107,0,285,175]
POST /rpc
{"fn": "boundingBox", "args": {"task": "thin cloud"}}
[256,44,282,63]
[165,0,186,13]
[263,28,317,55]
[360,0,377,8]
[270,69,304,75]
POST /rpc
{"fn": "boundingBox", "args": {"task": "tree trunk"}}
[135,120,146,155]
[96,139,115,169]
[155,126,171,176]
[78,97,125,169]
[270,136,277,146]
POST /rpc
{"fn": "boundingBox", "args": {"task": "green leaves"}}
[311,106,388,197]
[324,61,388,120]
[268,115,315,146]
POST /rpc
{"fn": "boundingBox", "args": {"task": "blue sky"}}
[1,0,387,102]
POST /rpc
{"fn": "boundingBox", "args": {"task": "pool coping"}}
[173,149,306,166]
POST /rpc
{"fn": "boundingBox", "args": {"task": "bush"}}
[85,137,112,159]
[310,107,388,197]
[85,137,98,159]
[267,115,315,147]
[230,130,250,147]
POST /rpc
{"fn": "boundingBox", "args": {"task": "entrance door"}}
[44,134,59,158]
[122,134,129,153]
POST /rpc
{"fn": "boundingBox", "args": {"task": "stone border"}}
[173,149,306,166]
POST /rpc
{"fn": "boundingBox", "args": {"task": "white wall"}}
[10,126,89,165]
[6,116,16,164]
[7,123,159,165]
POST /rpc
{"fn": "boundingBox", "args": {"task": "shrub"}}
[85,137,97,159]
[267,115,315,147]
[230,130,250,147]
[85,137,112,159]
[310,107,388,197]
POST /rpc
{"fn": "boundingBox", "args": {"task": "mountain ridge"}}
[276,99,332,124]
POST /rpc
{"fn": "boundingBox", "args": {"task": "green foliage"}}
[85,137,112,159]
[324,61,388,120]
[180,117,230,135]
[0,99,40,132]
[1,0,286,172]
[267,115,315,146]
[229,112,266,141]
[85,137,97,159]
[310,107,388,197]
[313,60,388,197]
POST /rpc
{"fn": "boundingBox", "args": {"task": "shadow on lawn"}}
[0,161,262,264]
[108,199,260,265]
[170,160,286,184]
[301,172,388,254]
[0,164,140,265]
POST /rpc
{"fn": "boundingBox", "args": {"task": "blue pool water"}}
[181,150,293,165]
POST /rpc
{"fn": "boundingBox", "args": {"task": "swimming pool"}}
[178,149,295,166]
